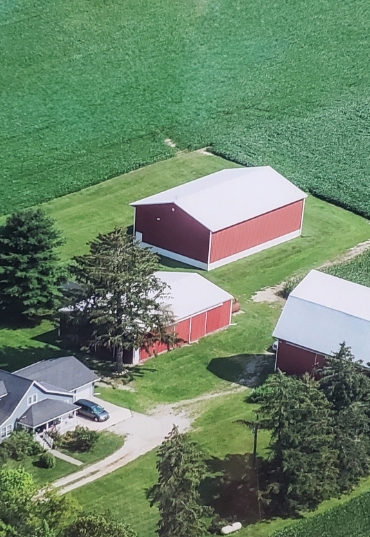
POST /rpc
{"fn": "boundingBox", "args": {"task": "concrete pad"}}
[76,396,132,432]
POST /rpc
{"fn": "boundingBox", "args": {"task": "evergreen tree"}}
[150,425,211,537]
[319,343,370,491]
[259,372,338,514]
[0,208,64,320]
[70,228,175,372]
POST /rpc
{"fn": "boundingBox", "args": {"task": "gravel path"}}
[53,385,246,495]
[54,408,191,495]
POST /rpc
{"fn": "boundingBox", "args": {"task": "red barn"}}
[131,167,307,270]
[273,270,370,376]
[133,271,233,363]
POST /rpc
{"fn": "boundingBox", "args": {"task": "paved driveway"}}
[76,396,132,431]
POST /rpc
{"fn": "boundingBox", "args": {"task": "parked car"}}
[75,399,110,422]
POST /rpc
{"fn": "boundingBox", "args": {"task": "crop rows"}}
[325,250,370,288]
[272,491,370,537]
[1,0,370,217]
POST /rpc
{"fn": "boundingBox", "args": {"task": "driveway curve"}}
[53,409,191,495]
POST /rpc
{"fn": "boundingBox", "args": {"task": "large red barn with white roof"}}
[131,167,307,270]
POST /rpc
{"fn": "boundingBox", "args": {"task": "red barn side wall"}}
[276,340,325,376]
[135,203,210,263]
[138,301,232,361]
[210,200,304,263]
[205,301,232,334]
[190,312,207,342]
[175,318,191,343]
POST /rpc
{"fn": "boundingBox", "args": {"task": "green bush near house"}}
[0,430,43,463]
[38,452,56,469]
[62,427,100,453]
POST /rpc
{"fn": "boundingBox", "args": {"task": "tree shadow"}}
[90,358,158,386]
[0,345,67,372]
[200,453,265,526]
[31,328,60,346]
[207,354,275,387]
[0,316,42,331]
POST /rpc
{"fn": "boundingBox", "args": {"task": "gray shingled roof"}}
[15,356,99,392]
[17,399,79,428]
[0,371,33,426]
[0,381,8,398]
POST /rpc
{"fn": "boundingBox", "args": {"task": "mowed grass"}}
[71,392,370,537]
[1,0,370,217]
[71,393,269,537]
[5,455,76,487]
[1,153,370,411]
[59,431,124,466]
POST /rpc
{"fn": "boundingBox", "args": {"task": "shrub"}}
[69,427,100,452]
[0,430,43,462]
[38,452,56,469]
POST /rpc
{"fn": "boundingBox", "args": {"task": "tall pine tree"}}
[150,425,211,537]
[319,343,370,491]
[0,208,64,321]
[259,372,338,514]
[70,228,175,372]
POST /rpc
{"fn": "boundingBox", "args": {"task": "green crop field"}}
[325,250,370,288]
[1,0,370,217]
[272,491,370,537]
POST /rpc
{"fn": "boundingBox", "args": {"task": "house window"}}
[1,424,12,439]
[27,394,37,406]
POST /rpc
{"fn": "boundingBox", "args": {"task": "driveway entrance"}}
[76,396,132,431]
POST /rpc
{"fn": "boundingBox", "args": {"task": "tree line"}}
[0,208,175,371]
[257,343,370,515]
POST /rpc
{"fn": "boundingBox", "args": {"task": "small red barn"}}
[273,270,370,376]
[131,167,307,270]
[133,271,233,363]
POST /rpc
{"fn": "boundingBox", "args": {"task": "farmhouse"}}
[131,166,307,270]
[273,270,370,376]
[0,356,99,441]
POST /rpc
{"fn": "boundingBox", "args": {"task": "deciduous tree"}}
[70,228,175,371]
[0,208,64,321]
[150,425,211,537]
[64,513,137,537]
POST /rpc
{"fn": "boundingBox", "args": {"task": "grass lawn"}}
[59,431,124,465]
[1,0,370,219]
[1,153,370,409]
[71,391,370,537]
[5,455,76,487]
[43,152,239,260]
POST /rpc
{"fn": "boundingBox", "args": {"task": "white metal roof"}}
[60,272,233,323]
[155,271,233,321]
[273,270,370,364]
[130,167,307,232]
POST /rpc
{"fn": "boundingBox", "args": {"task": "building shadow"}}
[158,255,200,271]
[207,354,275,387]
